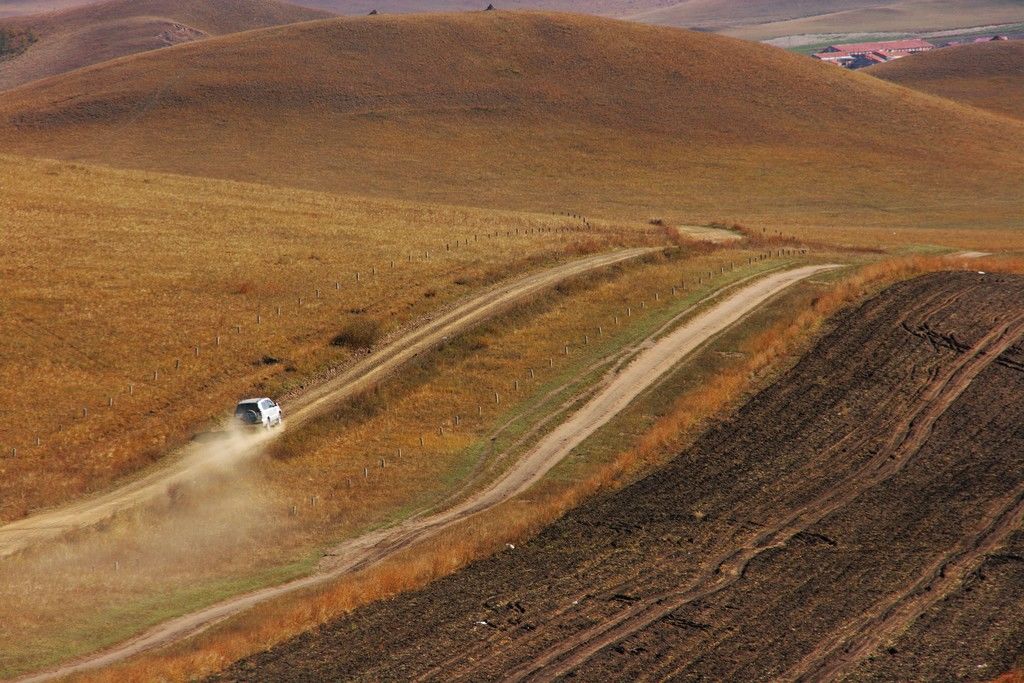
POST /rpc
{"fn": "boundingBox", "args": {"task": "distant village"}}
[812,34,1013,69]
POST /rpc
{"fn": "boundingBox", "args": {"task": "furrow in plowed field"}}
[213,272,1024,682]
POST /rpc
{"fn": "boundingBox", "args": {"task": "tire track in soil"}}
[507,311,1024,683]
[783,474,1024,681]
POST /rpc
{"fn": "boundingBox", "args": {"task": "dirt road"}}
[214,272,1024,683]
[20,264,835,681]
[0,248,654,561]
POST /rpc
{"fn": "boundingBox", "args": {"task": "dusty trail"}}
[0,248,653,561]
[19,264,835,682]
[507,309,1024,683]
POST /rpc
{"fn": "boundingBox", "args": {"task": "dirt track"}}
[18,264,833,682]
[0,248,654,562]
[214,272,1024,682]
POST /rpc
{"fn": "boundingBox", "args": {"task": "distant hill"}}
[0,0,331,91]
[0,1,88,18]
[868,41,1024,121]
[288,0,1024,42]
[640,0,1024,40]
[6,1,1023,42]
[1,11,1022,232]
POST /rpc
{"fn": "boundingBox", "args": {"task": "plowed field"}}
[215,272,1024,682]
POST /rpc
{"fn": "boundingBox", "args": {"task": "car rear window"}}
[235,402,259,415]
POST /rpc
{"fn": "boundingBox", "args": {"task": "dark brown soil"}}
[214,272,1024,682]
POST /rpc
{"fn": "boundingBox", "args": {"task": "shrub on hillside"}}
[331,316,381,350]
[0,29,37,59]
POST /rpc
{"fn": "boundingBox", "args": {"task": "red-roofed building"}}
[821,38,935,56]
[813,38,932,68]
[811,50,855,66]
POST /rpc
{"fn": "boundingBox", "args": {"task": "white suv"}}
[234,398,283,429]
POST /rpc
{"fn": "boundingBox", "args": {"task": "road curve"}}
[18,263,836,682]
[0,248,655,561]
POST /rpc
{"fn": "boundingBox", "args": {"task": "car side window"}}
[259,399,271,410]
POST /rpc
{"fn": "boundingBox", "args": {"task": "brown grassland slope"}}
[869,41,1024,121]
[0,0,331,91]
[0,152,604,523]
[0,11,1022,234]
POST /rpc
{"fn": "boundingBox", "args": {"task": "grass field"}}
[868,40,1024,121]
[0,153,631,522]
[0,12,1022,234]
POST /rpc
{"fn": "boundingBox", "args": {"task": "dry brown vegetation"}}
[0,152,622,523]
[85,251,1024,683]
[0,0,330,91]
[869,41,1024,121]
[0,12,1022,235]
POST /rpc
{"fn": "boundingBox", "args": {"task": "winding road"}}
[0,248,654,561]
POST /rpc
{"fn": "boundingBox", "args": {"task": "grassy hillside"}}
[0,152,599,521]
[868,41,1024,121]
[1,11,1022,234]
[0,0,331,91]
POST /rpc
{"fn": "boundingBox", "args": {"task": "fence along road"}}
[0,248,656,561]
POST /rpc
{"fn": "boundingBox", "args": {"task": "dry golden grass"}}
[0,152,628,522]
[0,12,1022,232]
[0,0,331,91]
[869,41,1024,121]
[787,224,1024,252]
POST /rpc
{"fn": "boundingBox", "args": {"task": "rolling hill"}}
[869,41,1024,121]
[0,0,331,91]
[281,0,1024,43]
[0,11,1022,233]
